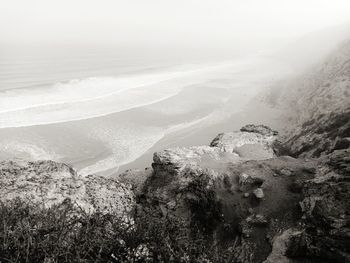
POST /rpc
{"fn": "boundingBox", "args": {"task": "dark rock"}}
[326,149,350,176]
[246,214,269,226]
[239,173,265,186]
[240,124,279,136]
[333,137,350,150]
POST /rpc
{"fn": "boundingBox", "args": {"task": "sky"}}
[1,0,350,47]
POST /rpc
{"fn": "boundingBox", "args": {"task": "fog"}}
[1,0,350,50]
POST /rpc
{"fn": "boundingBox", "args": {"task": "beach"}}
[0,47,293,175]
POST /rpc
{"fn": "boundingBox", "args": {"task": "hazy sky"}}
[1,0,350,47]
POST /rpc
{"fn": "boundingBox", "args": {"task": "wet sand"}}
[118,99,285,173]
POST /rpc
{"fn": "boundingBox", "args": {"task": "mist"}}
[1,0,350,51]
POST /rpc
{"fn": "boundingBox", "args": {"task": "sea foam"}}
[0,63,232,128]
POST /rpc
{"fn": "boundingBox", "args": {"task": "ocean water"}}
[0,45,291,174]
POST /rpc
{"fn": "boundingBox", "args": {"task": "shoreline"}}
[0,58,292,175]
[118,99,285,174]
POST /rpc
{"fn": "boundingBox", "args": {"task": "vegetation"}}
[0,199,229,263]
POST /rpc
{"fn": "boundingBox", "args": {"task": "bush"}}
[0,199,227,262]
[0,199,135,262]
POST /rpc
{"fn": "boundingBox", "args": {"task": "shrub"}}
[0,199,227,262]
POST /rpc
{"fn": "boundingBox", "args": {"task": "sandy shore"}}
[118,98,285,173]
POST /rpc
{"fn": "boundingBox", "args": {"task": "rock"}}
[240,124,278,136]
[239,221,252,238]
[295,159,350,261]
[0,160,135,219]
[264,229,303,263]
[140,142,318,262]
[151,125,280,188]
[272,41,350,159]
[210,129,277,159]
[326,149,350,175]
[333,137,350,150]
[239,173,250,185]
[238,173,264,187]
[279,168,293,176]
[153,145,239,176]
[253,188,264,199]
[118,168,153,195]
[246,214,269,226]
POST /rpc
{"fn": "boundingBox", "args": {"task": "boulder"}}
[253,188,265,199]
[0,160,135,219]
[210,130,277,158]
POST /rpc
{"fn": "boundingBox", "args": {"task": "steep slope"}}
[132,41,350,262]
[266,40,350,157]
[136,125,320,262]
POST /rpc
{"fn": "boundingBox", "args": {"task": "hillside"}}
[265,40,350,158]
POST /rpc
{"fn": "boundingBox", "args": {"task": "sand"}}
[118,99,285,173]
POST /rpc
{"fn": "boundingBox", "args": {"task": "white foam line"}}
[0,62,237,128]
[0,89,182,129]
[0,63,231,114]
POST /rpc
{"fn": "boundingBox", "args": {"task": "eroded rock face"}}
[143,155,319,261]
[136,120,350,262]
[118,168,153,195]
[0,160,135,218]
[256,42,350,262]
[270,42,350,159]
[151,128,279,181]
[210,130,277,158]
[138,126,326,262]
[295,150,350,261]
[262,149,350,263]
[145,127,280,222]
[284,109,350,158]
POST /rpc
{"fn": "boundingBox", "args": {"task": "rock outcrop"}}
[133,117,350,262]
[137,125,331,262]
[210,125,278,159]
[1,119,348,262]
[0,160,135,219]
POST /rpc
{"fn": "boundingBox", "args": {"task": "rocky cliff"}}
[1,43,349,262]
[134,124,349,262]
[266,40,350,158]
[1,124,348,262]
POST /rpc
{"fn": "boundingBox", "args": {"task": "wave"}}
[78,124,165,176]
[0,62,233,128]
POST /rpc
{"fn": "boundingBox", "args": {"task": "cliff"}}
[266,40,350,158]
[1,44,349,262]
[0,126,348,262]
[135,125,349,262]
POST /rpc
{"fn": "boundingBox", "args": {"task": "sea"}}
[0,44,292,175]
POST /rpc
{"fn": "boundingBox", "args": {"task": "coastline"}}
[118,98,285,174]
[0,57,292,176]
